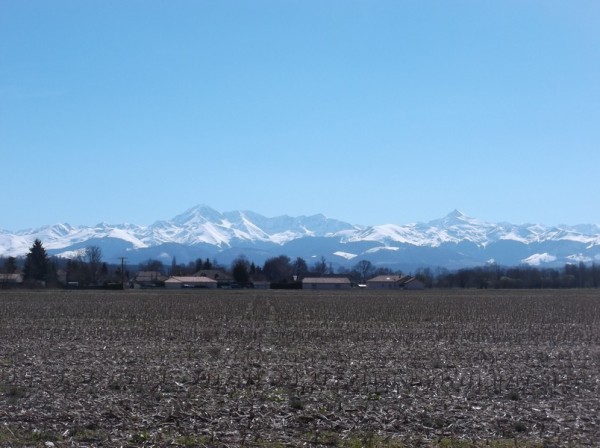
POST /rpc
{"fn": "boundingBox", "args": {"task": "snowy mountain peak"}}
[430,209,476,226]
[448,209,467,219]
[171,204,223,226]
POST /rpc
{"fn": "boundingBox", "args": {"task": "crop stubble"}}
[0,289,598,446]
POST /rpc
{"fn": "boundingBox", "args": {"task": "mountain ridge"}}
[1,205,599,270]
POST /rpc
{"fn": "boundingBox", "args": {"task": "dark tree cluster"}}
[431,262,600,289]
[168,257,220,276]
[1,256,19,274]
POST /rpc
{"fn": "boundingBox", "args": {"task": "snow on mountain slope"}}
[345,223,428,245]
[333,251,358,260]
[348,210,599,249]
[0,205,361,256]
[365,246,400,254]
[347,211,509,246]
[522,253,558,266]
[0,232,31,256]
[134,205,357,248]
[0,222,148,256]
[2,206,600,269]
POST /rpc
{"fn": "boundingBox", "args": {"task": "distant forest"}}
[2,239,600,289]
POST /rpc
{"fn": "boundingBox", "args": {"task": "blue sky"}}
[1,1,599,231]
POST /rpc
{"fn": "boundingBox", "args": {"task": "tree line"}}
[142,254,391,286]
[414,263,600,289]
[1,239,124,288]
[2,239,600,289]
[143,255,600,289]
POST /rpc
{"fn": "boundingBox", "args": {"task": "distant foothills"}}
[1,205,600,289]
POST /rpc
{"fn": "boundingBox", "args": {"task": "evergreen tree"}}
[23,239,49,282]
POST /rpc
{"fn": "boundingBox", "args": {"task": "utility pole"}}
[118,257,126,289]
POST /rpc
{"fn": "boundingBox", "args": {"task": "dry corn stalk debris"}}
[0,289,598,446]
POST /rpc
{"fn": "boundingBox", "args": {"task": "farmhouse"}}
[302,277,352,290]
[366,275,424,290]
[164,276,218,289]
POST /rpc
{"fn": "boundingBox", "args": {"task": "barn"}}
[302,277,352,290]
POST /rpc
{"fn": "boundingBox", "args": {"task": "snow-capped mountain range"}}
[2,205,600,270]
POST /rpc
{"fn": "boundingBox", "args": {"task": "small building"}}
[366,275,410,289]
[0,273,23,287]
[302,277,352,290]
[403,277,425,290]
[56,269,68,285]
[366,275,424,290]
[252,281,271,290]
[134,271,168,288]
[193,269,234,288]
[164,276,218,289]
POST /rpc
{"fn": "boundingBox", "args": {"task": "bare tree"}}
[139,259,165,273]
[313,256,328,276]
[85,246,103,285]
[355,260,374,284]
[292,257,308,279]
